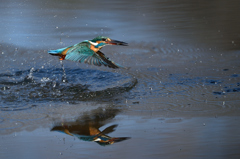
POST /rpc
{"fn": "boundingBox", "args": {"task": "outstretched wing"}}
[65,42,125,69]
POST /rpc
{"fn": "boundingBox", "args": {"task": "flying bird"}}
[48,36,128,69]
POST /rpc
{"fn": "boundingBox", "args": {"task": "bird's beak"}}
[107,39,128,46]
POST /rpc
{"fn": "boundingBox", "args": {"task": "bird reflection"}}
[51,108,130,146]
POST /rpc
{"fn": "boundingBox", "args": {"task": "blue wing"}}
[65,42,125,69]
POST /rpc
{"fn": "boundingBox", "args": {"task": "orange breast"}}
[90,45,100,52]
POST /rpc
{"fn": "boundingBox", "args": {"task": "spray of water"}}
[60,60,67,83]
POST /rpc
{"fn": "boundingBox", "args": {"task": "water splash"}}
[59,60,67,83]
[26,67,34,80]
[0,68,137,110]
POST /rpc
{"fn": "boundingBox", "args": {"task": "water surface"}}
[0,0,240,158]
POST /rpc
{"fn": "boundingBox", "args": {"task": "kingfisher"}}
[51,123,130,146]
[48,36,128,69]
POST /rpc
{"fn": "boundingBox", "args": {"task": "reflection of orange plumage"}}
[89,126,101,136]
[51,108,130,146]
[52,123,130,146]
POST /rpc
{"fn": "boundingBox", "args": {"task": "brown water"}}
[1,0,240,158]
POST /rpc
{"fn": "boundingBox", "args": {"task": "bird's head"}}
[88,36,128,49]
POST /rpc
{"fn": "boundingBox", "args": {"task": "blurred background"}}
[1,0,240,50]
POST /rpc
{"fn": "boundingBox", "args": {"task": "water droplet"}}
[27,67,35,79]
[53,81,56,88]
[41,77,50,82]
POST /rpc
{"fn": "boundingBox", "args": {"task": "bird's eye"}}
[102,38,106,41]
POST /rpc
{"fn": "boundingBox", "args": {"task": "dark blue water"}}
[0,67,137,110]
[1,0,240,158]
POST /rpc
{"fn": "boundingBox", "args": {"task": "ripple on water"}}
[0,68,137,110]
[5,113,48,121]
[126,70,240,115]
[0,120,24,130]
[0,105,37,111]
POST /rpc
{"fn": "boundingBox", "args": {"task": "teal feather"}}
[48,46,72,54]
[49,38,127,69]
[96,42,106,48]
[91,36,108,42]
[63,42,124,69]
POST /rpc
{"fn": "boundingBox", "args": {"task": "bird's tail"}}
[48,46,70,55]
